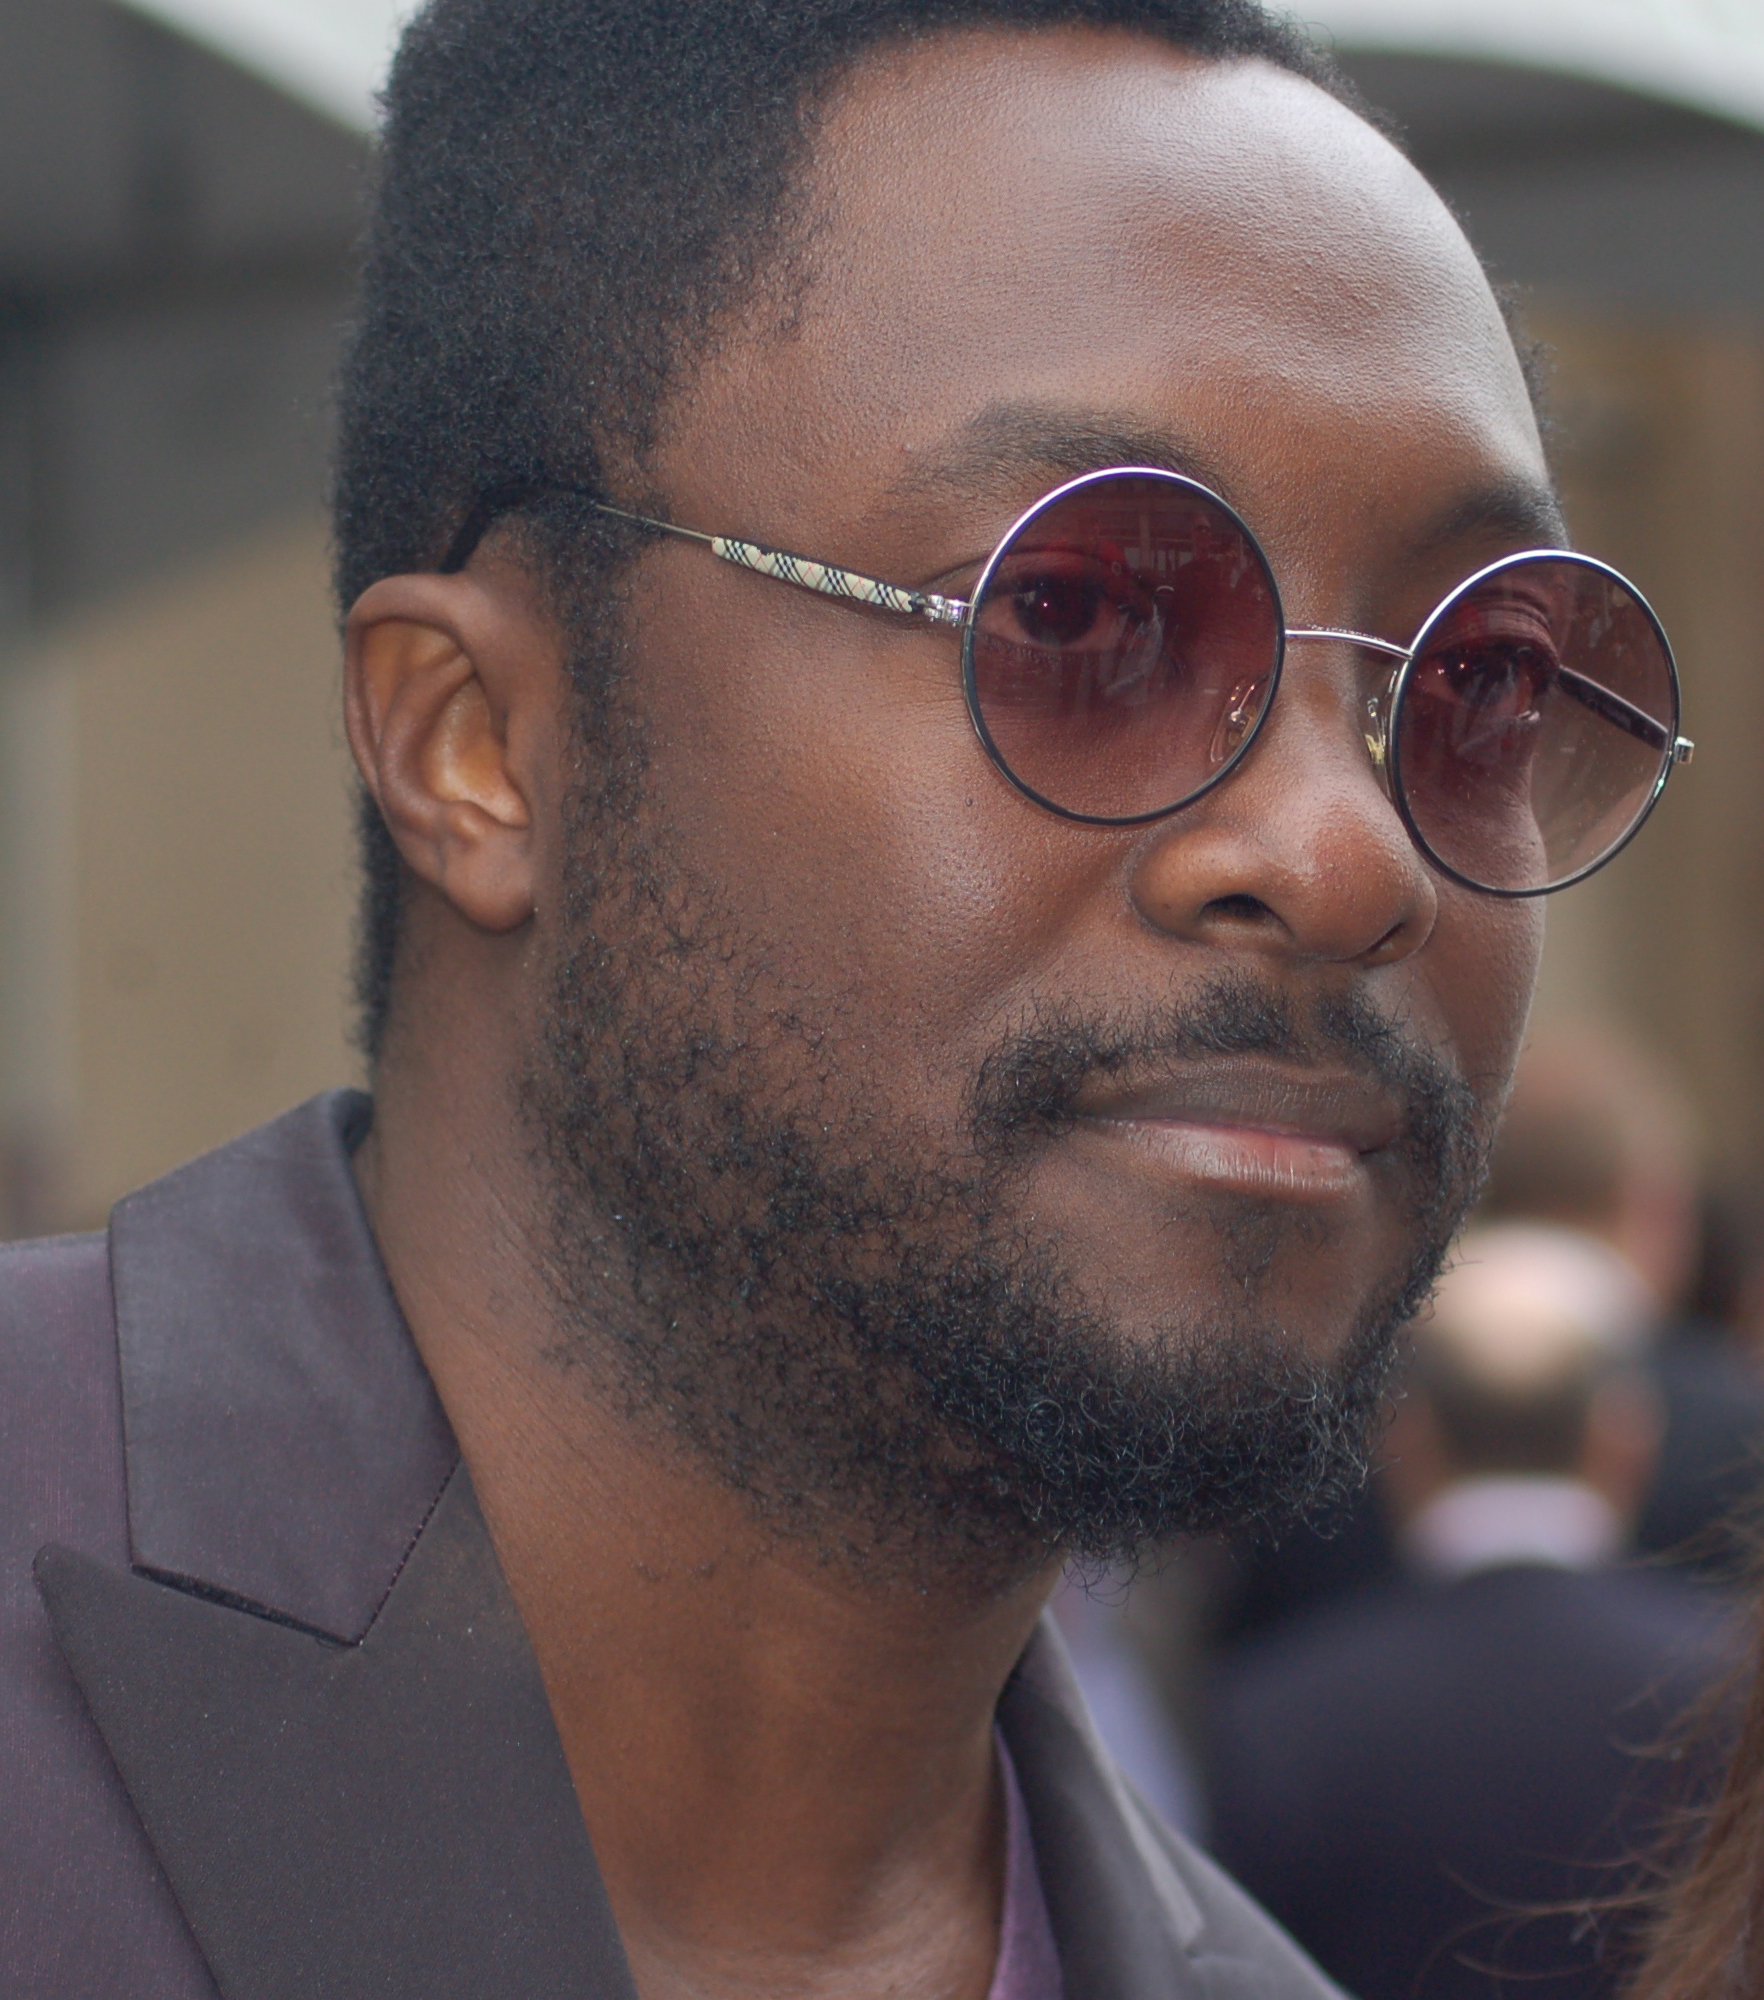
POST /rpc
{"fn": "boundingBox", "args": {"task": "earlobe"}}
[345,576,542,936]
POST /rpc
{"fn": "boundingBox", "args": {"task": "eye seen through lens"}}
[964,470,1283,822]
[959,481,1678,889]
[1391,554,1678,895]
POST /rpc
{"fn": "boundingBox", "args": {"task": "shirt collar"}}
[1401,1475,1624,1581]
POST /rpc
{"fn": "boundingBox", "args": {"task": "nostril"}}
[1203,893,1274,925]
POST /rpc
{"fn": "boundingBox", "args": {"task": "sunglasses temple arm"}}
[1284,632,1694,767]
[593,501,970,627]
[711,536,970,627]
[1557,664,1693,762]
[443,489,969,630]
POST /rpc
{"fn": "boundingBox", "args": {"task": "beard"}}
[523,731,1487,1588]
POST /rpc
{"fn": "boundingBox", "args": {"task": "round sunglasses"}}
[442,466,1693,897]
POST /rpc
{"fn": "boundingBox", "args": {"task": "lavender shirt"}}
[990,1736,1065,2000]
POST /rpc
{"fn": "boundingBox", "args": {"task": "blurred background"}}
[6,2,1764,1992]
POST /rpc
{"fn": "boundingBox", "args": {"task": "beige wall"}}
[1528,309,1764,1177]
[1,515,358,1232]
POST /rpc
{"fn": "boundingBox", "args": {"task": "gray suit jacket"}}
[0,1092,1343,2000]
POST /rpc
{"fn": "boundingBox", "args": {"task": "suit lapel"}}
[1002,1619,1347,2000]
[37,1464,635,2000]
[33,1094,636,2000]
[110,1090,457,1642]
[1000,1620,1204,2000]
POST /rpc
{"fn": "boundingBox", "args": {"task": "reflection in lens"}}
[966,472,1282,821]
[1393,557,1676,894]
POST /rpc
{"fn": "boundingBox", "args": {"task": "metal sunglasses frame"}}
[442,465,1694,898]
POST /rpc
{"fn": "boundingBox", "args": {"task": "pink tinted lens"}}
[1395,556,1676,893]
[966,473,1281,820]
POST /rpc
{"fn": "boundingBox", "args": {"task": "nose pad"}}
[1209,676,1271,769]
[1361,662,1416,805]
[1363,687,1392,792]
[1279,631,1410,798]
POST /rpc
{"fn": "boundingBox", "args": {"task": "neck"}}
[357,1046,1057,2000]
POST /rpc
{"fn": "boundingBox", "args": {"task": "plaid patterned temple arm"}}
[591,500,968,628]
[441,486,971,629]
[705,534,969,627]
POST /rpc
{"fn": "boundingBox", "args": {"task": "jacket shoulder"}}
[0,1228,219,1996]
[0,1227,111,1320]
[0,1231,121,1542]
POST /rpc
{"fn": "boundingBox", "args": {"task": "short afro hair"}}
[336,0,1351,1063]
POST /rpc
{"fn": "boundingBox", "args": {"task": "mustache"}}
[969,973,1487,1213]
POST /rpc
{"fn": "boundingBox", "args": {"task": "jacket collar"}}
[43,1095,631,1997]
[109,1089,458,1642]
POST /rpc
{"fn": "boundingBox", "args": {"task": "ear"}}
[345,571,557,934]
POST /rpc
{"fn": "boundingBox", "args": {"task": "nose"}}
[1129,642,1438,965]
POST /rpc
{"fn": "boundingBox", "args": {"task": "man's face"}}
[526,30,1547,1573]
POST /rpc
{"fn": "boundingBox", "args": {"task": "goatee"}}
[524,778,1485,1586]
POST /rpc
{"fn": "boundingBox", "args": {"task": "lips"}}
[1069,1057,1404,1199]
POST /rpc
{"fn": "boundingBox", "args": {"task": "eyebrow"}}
[890,403,1239,513]
[894,402,1568,558]
[1416,476,1568,556]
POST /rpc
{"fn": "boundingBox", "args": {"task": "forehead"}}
[669,28,1548,561]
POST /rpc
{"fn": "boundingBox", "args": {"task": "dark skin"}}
[345,29,1553,2000]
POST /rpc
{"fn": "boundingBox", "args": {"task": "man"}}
[0,2,1690,1996]
[1207,1226,1728,2000]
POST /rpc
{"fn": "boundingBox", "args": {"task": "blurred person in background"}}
[1206,1023,1762,1664]
[1483,1029,1764,1575]
[1207,1224,1730,2000]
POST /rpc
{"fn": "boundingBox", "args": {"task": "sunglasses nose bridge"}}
[1282,627,1409,784]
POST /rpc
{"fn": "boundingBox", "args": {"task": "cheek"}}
[1422,891,1544,1120]
[629,573,1102,1085]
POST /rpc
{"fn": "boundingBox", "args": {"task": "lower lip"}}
[1083,1117,1367,1200]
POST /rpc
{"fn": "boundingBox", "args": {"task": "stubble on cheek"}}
[519,654,1493,1572]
